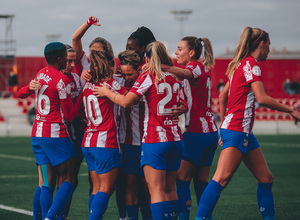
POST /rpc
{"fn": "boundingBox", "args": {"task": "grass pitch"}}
[0,135,300,219]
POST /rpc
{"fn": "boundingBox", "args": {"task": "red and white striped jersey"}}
[73,51,90,76]
[18,66,74,138]
[119,80,145,146]
[82,78,127,148]
[182,61,217,133]
[130,71,182,143]
[221,56,262,133]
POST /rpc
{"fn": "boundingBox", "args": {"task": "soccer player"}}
[93,41,184,220]
[56,44,86,220]
[195,27,300,220]
[161,36,218,220]
[81,49,127,220]
[79,23,156,220]
[113,50,149,220]
[17,42,83,220]
[72,15,117,212]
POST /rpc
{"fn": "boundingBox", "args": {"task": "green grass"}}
[0,135,300,219]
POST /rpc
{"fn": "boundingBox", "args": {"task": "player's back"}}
[32,66,71,137]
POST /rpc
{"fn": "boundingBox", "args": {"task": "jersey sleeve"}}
[243,59,262,84]
[104,78,127,95]
[185,62,202,79]
[17,85,34,99]
[130,73,152,97]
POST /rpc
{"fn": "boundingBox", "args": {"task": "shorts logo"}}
[243,139,248,147]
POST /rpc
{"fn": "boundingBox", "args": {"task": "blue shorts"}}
[182,131,218,166]
[82,147,121,174]
[141,141,183,171]
[121,144,143,175]
[220,128,260,154]
[31,137,76,166]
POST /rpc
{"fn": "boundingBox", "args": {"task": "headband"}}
[252,29,263,44]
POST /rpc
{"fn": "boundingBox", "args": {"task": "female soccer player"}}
[93,41,184,219]
[17,42,83,220]
[161,36,218,219]
[126,26,156,67]
[81,49,127,220]
[195,27,300,220]
[72,16,118,212]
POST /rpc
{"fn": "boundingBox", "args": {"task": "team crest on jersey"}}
[243,61,253,82]
[112,80,121,91]
[252,65,261,76]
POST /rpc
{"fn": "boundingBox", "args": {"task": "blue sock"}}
[167,200,178,220]
[151,201,168,220]
[126,204,139,220]
[193,179,208,205]
[56,193,73,220]
[45,181,75,220]
[33,185,42,220]
[89,194,95,213]
[89,191,110,220]
[257,182,275,220]
[40,185,54,219]
[196,180,223,219]
[176,179,191,216]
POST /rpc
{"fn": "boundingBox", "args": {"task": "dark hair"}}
[118,50,140,70]
[181,36,215,68]
[128,26,156,49]
[44,42,66,65]
[65,44,75,53]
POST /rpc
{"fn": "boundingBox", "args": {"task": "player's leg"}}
[166,170,179,220]
[33,165,43,220]
[126,174,139,220]
[89,147,121,220]
[176,160,196,220]
[196,147,243,219]
[243,145,275,220]
[44,137,77,220]
[89,167,120,220]
[143,165,167,220]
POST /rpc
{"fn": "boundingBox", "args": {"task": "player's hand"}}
[29,80,41,90]
[171,100,186,119]
[291,109,300,121]
[81,70,92,82]
[93,83,109,97]
[218,137,223,146]
[87,16,101,26]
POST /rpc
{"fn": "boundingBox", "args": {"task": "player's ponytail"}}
[226,27,269,78]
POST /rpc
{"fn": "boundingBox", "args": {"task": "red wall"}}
[10,56,300,99]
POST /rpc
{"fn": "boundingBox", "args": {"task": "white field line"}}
[0,204,33,216]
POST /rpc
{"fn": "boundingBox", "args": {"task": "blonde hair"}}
[181,36,215,69]
[145,41,173,86]
[226,27,269,78]
[89,50,114,84]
